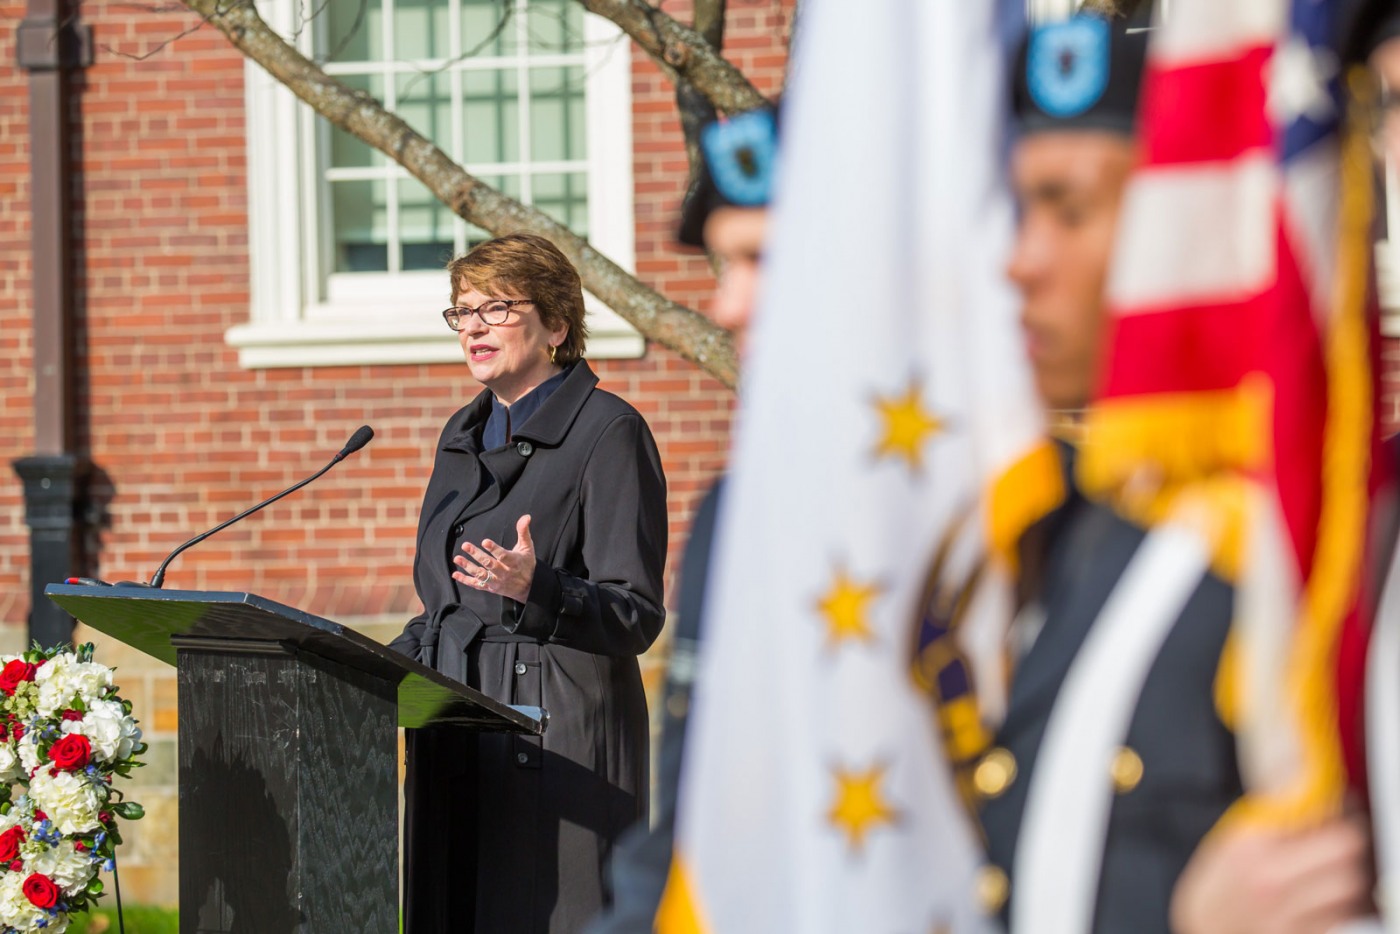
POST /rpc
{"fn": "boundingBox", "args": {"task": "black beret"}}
[676,106,780,249]
[1012,15,1150,137]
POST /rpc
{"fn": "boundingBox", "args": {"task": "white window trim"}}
[229,2,642,368]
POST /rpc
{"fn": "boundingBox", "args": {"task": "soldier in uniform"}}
[584,106,779,934]
[974,14,1374,933]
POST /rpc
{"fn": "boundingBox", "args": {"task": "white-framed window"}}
[229,0,642,368]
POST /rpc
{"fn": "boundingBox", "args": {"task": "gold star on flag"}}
[873,380,945,470]
[827,762,900,853]
[815,568,882,648]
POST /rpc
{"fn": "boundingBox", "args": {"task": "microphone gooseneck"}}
[148,426,375,589]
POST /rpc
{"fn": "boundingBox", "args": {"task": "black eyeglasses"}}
[442,299,533,331]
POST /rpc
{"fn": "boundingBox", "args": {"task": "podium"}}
[44,583,545,934]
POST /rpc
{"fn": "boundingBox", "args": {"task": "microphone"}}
[148,426,375,589]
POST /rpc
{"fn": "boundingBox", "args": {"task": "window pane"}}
[532,171,587,236]
[397,72,452,147]
[464,69,520,164]
[528,66,585,162]
[326,0,384,63]
[400,177,455,271]
[330,73,385,168]
[462,0,517,57]
[332,179,390,272]
[526,0,584,54]
[394,0,452,61]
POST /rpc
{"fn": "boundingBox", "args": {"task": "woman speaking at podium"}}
[390,233,668,933]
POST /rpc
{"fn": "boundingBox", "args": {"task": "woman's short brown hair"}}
[448,234,589,365]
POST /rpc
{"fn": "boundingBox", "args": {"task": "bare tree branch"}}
[179,0,738,387]
[676,0,724,180]
[1079,0,1152,19]
[574,0,767,115]
[693,0,724,50]
[99,0,213,60]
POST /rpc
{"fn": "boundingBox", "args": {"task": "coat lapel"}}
[442,361,600,530]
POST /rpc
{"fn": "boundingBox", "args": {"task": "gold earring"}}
[549,345,558,365]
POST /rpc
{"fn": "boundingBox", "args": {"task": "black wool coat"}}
[389,360,668,934]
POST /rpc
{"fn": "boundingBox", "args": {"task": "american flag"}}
[1081,0,1386,819]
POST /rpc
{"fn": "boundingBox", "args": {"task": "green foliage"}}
[66,905,179,934]
[111,801,145,820]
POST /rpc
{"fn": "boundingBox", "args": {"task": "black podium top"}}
[45,584,544,734]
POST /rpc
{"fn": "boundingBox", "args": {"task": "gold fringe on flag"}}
[1229,64,1376,829]
[985,439,1068,574]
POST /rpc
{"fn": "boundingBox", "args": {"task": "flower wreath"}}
[0,644,144,934]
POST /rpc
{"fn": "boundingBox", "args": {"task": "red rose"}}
[48,734,91,772]
[0,828,24,863]
[60,710,83,722]
[21,872,57,908]
[0,661,36,696]
[11,723,24,742]
[32,811,45,822]
[7,860,19,872]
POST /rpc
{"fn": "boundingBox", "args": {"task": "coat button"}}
[976,864,1009,914]
[973,747,1017,799]
[451,522,465,537]
[514,662,527,675]
[516,440,534,457]
[516,752,529,765]
[1110,746,1144,794]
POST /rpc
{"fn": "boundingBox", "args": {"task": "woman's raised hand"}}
[454,514,537,604]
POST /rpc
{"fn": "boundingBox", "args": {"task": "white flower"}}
[0,742,24,784]
[26,770,102,836]
[62,700,141,764]
[34,657,112,718]
[28,841,95,895]
[0,870,66,933]
[0,873,30,930]
[17,736,40,778]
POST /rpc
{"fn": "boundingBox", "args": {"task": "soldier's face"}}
[1007,131,1136,412]
[703,206,769,356]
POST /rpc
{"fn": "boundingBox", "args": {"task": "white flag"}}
[658,1,1045,932]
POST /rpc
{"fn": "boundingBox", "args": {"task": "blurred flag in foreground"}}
[1079,0,1386,822]
[655,0,1044,931]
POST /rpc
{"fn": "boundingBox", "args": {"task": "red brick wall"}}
[629,0,798,575]
[0,1,796,635]
[0,0,36,627]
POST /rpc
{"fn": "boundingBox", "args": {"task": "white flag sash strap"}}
[1012,517,1212,934]
[1367,541,1400,934]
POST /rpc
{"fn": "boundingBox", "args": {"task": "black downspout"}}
[14,0,91,648]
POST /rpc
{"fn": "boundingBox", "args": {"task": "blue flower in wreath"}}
[702,109,778,207]
[1028,17,1111,118]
